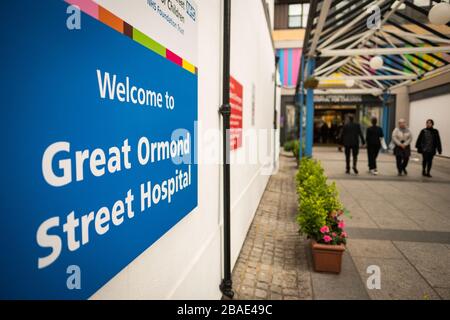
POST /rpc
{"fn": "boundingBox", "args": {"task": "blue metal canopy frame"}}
[296,0,450,161]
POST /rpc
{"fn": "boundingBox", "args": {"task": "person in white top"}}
[391,119,413,176]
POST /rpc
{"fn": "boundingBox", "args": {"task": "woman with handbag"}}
[391,119,413,176]
[415,119,442,178]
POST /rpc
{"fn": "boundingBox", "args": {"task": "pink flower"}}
[320,226,330,234]
[338,221,345,229]
[323,235,332,243]
[332,232,337,237]
[341,232,348,238]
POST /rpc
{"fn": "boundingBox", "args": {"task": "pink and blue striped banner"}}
[278,48,302,87]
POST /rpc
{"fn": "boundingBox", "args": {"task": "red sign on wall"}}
[230,76,243,150]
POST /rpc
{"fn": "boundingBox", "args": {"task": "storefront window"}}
[359,106,384,135]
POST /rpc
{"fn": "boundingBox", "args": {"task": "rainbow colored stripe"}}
[65,0,198,75]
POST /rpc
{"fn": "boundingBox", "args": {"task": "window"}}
[288,4,302,28]
[288,3,309,29]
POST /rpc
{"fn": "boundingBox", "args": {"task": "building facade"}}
[273,0,307,144]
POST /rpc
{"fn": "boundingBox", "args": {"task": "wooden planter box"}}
[311,240,345,274]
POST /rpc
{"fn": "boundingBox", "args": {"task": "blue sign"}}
[0,1,198,299]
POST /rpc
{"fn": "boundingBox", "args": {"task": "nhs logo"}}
[186,0,196,21]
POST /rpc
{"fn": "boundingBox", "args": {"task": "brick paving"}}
[232,153,313,300]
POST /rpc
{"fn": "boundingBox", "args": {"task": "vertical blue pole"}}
[382,92,390,143]
[298,55,305,161]
[305,58,315,157]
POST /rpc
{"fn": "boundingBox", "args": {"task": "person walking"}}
[392,119,412,176]
[342,115,365,174]
[330,122,338,144]
[336,121,344,152]
[415,119,442,178]
[366,117,384,175]
[321,122,329,144]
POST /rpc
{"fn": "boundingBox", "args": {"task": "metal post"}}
[219,0,234,300]
[382,92,390,144]
[305,58,315,157]
[298,55,305,161]
[273,56,280,169]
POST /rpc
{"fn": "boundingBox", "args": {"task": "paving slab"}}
[352,256,441,300]
[393,241,450,289]
[346,239,401,259]
[308,250,370,300]
[434,287,450,300]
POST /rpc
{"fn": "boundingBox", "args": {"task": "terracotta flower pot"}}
[311,240,345,274]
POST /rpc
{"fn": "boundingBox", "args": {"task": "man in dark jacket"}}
[320,122,329,144]
[342,115,365,174]
[336,121,344,152]
[366,117,384,175]
[416,119,442,178]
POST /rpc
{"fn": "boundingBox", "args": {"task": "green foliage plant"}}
[296,158,348,245]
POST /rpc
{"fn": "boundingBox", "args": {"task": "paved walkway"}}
[232,147,450,300]
[231,152,313,300]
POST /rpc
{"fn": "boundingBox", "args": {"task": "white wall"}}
[265,0,275,29]
[229,0,278,269]
[410,93,450,158]
[91,0,279,300]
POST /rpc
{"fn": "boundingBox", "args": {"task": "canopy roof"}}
[299,0,450,95]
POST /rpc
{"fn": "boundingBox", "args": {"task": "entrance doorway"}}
[314,106,356,145]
